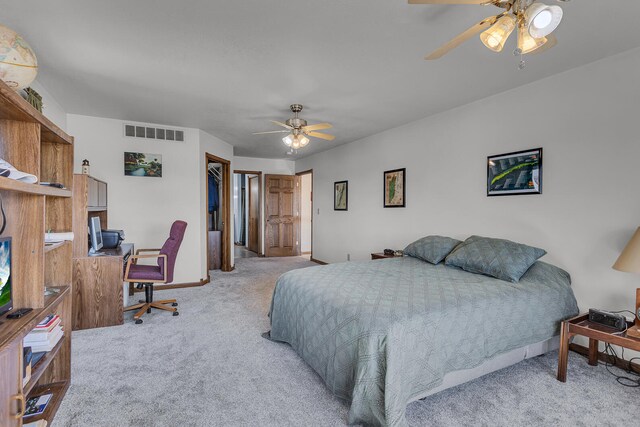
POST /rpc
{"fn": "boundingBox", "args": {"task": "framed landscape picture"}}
[487,148,542,196]
[124,152,162,177]
[384,168,405,208]
[334,181,348,211]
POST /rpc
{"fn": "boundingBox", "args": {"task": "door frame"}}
[296,169,313,260]
[234,169,263,256]
[206,153,232,272]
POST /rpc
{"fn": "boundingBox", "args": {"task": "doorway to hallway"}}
[234,170,262,257]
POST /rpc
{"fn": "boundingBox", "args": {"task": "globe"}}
[0,24,37,90]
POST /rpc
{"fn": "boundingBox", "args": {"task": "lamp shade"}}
[517,24,547,54]
[480,15,516,53]
[613,227,640,273]
[525,2,563,38]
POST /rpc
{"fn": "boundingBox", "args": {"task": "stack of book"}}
[24,420,48,427]
[23,315,64,353]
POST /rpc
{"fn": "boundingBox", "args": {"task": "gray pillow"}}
[404,236,462,264]
[444,235,546,282]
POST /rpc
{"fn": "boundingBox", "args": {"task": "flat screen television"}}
[0,237,12,316]
[89,216,103,255]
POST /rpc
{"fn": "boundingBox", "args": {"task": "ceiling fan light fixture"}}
[282,134,293,146]
[283,134,309,150]
[480,14,516,53]
[517,24,547,54]
[525,2,563,38]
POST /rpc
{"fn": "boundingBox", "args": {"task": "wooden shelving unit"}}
[0,77,74,426]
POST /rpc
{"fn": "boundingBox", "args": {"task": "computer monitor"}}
[0,237,12,316]
[89,216,103,254]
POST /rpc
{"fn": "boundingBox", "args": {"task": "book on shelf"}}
[23,346,33,387]
[23,316,64,352]
[23,393,52,419]
[32,315,61,333]
[23,420,47,427]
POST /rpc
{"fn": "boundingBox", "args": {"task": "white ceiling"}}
[2,0,639,159]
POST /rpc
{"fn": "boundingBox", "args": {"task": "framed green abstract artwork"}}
[487,148,542,196]
[384,168,405,208]
[334,180,348,211]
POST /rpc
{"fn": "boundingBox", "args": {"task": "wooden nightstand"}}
[557,313,640,382]
[371,252,403,260]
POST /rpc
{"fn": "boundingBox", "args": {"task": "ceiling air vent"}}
[124,124,184,142]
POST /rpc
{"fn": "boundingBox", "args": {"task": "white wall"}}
[300,173,312,253]
[68,115,234,283]
[233,156,295,254]
[296,47,640,324]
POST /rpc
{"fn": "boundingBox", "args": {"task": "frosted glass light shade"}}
[526,2,563,38]
[613,227,640,274]
[518,25,547,54]
[480,15,516,53]
[283,134,309,149]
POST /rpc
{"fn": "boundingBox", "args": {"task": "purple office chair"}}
[123,220,187,324]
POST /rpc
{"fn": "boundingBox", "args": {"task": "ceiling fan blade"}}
[409,0,496,4]
[425,13,504,60]
[306,131,335,141]
[528,33,558,55]
[302,123,333,132]
[270,120,293,129]
[252,130,290,135]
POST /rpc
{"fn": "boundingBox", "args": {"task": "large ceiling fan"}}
[410,0,567,65]
[253,104,335,151]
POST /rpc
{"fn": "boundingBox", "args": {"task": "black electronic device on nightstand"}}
[588,308,627,331]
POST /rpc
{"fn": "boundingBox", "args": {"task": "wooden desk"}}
[557,313,640,382]
[72,243,134,330]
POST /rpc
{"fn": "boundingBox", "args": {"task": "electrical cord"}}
[609,309,636,317]
[602,343,640,387]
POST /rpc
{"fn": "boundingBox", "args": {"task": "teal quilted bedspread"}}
[268,257,579,427]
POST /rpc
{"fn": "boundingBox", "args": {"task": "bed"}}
[268,256,579,427]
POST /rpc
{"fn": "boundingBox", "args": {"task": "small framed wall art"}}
[334,180,348,211]
[124,152,163,177]
[487,148,542,196]
[384,168,405,208]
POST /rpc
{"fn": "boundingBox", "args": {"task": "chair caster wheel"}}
[135,319,143,324]
[173,311,179,316]
[172,303,178,307]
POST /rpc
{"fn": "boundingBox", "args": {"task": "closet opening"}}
[234,170,262,258]
[206,153,232,271]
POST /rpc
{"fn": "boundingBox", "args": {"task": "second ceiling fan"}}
[410,0,567,62]
[253,104,335,150]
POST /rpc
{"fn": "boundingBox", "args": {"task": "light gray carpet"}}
[54,257,637,426]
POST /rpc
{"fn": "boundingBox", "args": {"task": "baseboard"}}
[310,257,327,265]
[132,275,210,293]
[570,343,640,373]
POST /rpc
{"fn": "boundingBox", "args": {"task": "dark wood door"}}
[265,175,300,257]
[248,176,260,254]
[0,340,22,426]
